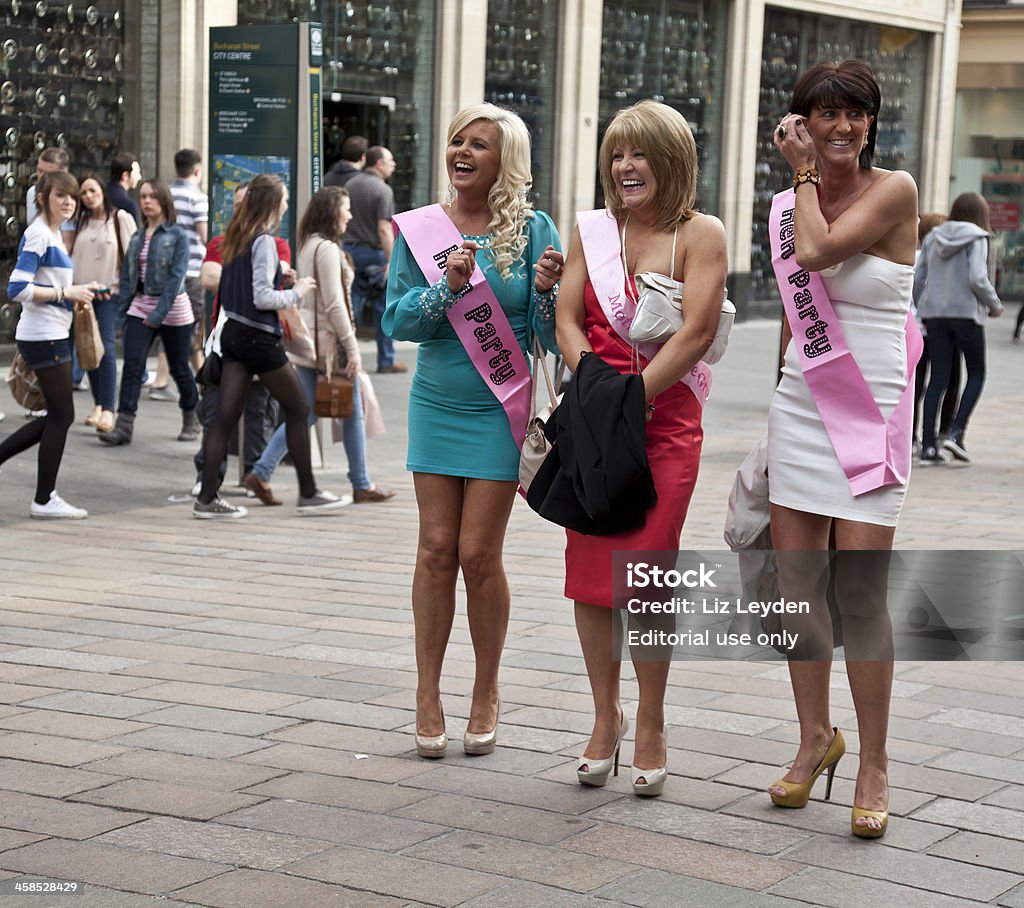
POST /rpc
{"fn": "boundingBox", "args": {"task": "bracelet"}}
[793,168,820,188]
[56,286,64,303]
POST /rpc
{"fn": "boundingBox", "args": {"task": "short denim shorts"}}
[220,318,289,374]
[17,336,73,371]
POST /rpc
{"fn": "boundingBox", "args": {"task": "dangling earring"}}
[445,183,456,206]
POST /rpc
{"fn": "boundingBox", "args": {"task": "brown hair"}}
[222,173,285,265]
[298,186,349,247]
[949,193,991,233]
[599,100,698,231]
[139,179,176,224]
[918,212,947,244]
[789,59,881,169]
[35,170,79,227]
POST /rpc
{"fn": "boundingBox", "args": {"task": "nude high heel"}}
[851,772,889,839]
[463,698,501,755]
[415,705,447,759]
[770,727,845,808]
[631,726,668,797]
[577,714,629,787]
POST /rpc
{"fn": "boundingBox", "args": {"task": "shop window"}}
[751,10,929,303]
[484,0,560,213]
[239,0,436,213]
[596,0,729,215]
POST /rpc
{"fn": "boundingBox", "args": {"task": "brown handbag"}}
[73,300,104,371]
[311,241,355,419]
[6,352,45,411]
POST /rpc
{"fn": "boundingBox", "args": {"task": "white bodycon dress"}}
[767,252,914,527]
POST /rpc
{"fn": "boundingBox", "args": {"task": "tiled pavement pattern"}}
[0,316,1021,907]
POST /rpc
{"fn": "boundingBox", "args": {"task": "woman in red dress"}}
[555,101,727,796]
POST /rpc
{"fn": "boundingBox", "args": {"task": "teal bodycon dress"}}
[383,209,560,481]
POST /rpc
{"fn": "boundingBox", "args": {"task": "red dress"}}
[564,278,704,607]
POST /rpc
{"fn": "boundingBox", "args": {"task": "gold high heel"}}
[415,704,447,759]
[851,772,889,839]
[463,698,500,755]
[769,727,845,808]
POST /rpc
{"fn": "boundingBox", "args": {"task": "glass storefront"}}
[0,0,144,340]
[238,0,436,213]
[597,0,729,215]
[484,0,559,213]
[750,9,929,302]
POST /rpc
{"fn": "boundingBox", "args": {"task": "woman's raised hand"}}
[533,245,564,293]
[445,240,480,293]
[774,113,816,171]
[294,276,317,299]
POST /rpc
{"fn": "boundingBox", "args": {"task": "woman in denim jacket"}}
[99,179,199,446]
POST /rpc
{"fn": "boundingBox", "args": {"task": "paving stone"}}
[127,704,300,736]
[18,690,169,719]
[927,831,1024,875]
[272,643,417,671]
[910,798,1024,841]
[271,698,414,730]
[174,868,404,907]
[0,664,47,683]
[185,650,349,677]
[0,886,195,908]
[766,867,977,908]
[115,661,266,686]
[0,649,149,673]
[593,869,798,907]
[58,618,179,642]
[0,790,144,839]
[0,731,126,766]
[393,793,596,845]
[927,707,1024,739]
[781,834,1022,901]
[405,829,632,891]
[565,823,800,890]
[262,721,414,756]
[96,816,336,870]
[17,668,163,695]
[0,838,227,896]
[125,681,308,715]
[237,741,435,782]
[1000,883,1024,908]
[106,725,273,759]
[0,683,57,704]
[73,778,266,820]
[280,845,504,906]
[81,750,283,791]
[585,798,810,856]
[0,829,45,852]
[929,750,1024,785]
[228,672,399,703]
[0,710,151,741]
[0,758,122,798]
[984,785,1024,811]
[0,629,104,650]
[243,771,433,812]
[459,880,610,907]
[217,799,446,851]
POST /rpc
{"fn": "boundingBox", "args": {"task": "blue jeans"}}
[118,315,199,416]
[345,242,394,370]
[921,318,986,448]
[86,295,118,411]
[251,365,371,490]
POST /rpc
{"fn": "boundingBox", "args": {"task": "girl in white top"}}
[2,170,102,519]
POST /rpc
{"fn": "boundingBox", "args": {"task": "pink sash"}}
[576,209,711,408]
[768,189,923,496]
[393,204,531,448]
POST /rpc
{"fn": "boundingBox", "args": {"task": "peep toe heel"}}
[769,727,845,809]
[577,715,629,787]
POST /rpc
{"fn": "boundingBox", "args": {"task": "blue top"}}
[383,208,561,480]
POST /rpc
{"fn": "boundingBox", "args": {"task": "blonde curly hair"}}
[446,104,534,281]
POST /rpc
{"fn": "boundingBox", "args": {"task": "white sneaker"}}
[30,492,88,520]
[297,490,352,515]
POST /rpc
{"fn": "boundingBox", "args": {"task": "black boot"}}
[97,412,135,446]
[177,409,200,442]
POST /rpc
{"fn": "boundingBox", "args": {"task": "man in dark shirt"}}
[106,152,142,224]
[324,135,367,188]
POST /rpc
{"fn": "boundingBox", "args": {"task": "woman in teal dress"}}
[383,103,562,759]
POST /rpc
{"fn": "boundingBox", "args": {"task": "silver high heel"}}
[463,698,501,755]
[577,715,629,787]
[415,706,447,759]
[631,727,668,797]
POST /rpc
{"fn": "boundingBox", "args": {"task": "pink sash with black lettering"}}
[769,189,923,496]
[393,204,531,448]
[576,208,711,407]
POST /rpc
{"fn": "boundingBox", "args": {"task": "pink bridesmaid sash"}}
[393,204,532,448]
[768,189,923,496]
[576,208,711,408]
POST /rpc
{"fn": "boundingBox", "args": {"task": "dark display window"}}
[0,0,139,339]
[597,0,728,214]
[484,0,559,213]
[751,10,929,302]
[238,0,435,213]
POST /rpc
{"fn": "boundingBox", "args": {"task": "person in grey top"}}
[343,146,404,373]
[914,192,1004,464]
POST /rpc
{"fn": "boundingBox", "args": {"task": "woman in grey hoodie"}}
[914,192,1003,463]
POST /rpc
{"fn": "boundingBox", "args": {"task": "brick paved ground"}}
[0,314,1021,907]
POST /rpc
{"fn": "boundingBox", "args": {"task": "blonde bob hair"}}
[447,103,534,281]
[599,100,698,231]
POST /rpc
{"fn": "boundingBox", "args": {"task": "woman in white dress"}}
[767,60,918,839]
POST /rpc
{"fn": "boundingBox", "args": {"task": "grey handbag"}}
[519,337,564,493]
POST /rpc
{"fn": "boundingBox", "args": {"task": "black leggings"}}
[0,361,75,504]
[197,359,315,503]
